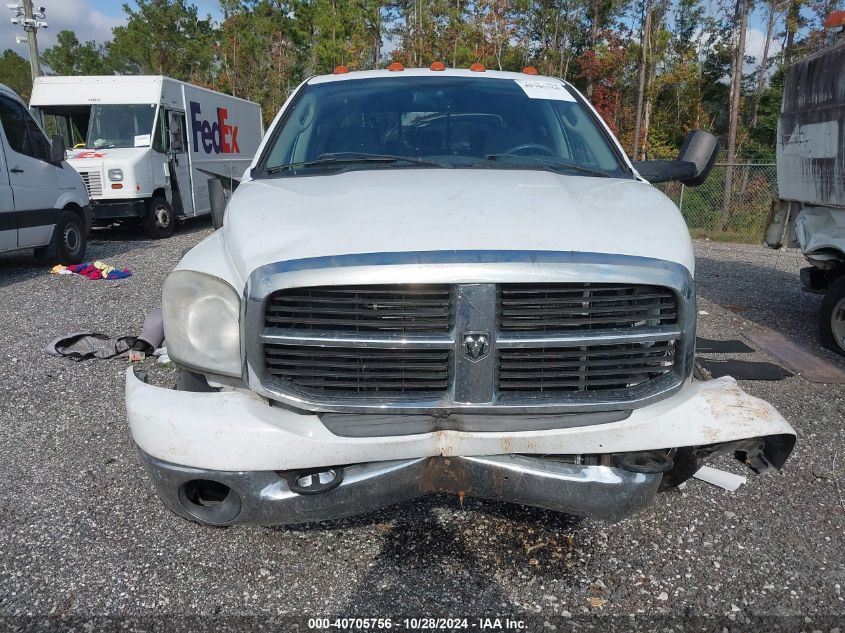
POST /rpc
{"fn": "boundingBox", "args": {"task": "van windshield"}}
[85,104,156,149]
[258,75,629,179]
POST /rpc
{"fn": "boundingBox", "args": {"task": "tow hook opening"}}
[283,467,345,495]
[178,479,242,524]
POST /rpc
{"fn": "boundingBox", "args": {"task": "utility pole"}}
[8,1,48,80]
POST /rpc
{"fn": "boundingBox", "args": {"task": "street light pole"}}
[8,1,48,80]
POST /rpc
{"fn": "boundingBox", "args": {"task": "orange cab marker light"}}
[430,61,446,71]
[388,62,404,72]
[824,10,845,28]
[523,66,539,75]
[111,183,123,189]
[470,63,486,72]
[333,65,349,74]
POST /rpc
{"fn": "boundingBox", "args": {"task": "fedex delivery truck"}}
[29,76,262,238]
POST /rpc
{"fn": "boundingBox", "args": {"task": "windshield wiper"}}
[484,153,611,178]
[265,152,452,175]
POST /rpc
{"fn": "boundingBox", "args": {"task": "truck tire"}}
[819,276,845,356]
[35,210,86,265]
[142,196,175,239]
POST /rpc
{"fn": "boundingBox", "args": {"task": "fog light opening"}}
[184,479,230,507]
[178,479,242,524]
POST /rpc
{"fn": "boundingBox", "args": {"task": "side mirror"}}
[633,130,719,187]
[208,178,226,230]
[49,134,65,164]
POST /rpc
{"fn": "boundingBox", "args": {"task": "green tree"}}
[42,30,113,75]
[0,49,32,100]
[108,0,216,83]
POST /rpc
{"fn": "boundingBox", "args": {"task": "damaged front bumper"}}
[126,369,796,525]
[140,452,664,525]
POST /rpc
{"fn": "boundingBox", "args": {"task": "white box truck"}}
[29,75,262,238]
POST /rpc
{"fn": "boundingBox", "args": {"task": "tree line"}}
[0,0,840,161]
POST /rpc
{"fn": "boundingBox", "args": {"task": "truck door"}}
[0,129,15,251]
[165,110,194,216]
[0,94,59,247]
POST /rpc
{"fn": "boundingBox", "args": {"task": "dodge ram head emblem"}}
[462,332,490,361]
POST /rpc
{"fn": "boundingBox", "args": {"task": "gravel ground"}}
[0,228,843,632]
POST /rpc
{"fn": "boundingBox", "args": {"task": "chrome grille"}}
[248,254,694,414]
[78,170,102,197]
[265,285,451,333]
[498,341,676,393]
[264,344,449,394]
[499,283,677,331]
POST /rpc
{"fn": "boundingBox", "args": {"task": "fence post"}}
[678,183,685,214]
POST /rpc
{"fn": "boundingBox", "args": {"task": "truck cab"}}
[30,76,262,239]
[0,83,91,264]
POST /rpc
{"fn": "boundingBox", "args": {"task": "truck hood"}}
[67,147,148,169]
[222,169,694,280]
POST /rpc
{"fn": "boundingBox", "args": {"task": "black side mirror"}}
[633,130,719,187]
[50,134,65,164]
[208,178,226,230]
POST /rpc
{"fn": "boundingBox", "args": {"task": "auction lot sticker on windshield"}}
[515,79,576,102]
[134,134,151,147]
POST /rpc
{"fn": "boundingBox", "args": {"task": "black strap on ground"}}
[44,332,137,361]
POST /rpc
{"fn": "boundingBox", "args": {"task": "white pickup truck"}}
[126,67,796,526]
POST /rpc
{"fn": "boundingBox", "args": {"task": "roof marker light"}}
[470,63,486,72]
[388,62,404,72]
[333,65,349,74]
[523,66,539,75]
[823,10,845,28]
[430,61,446,71]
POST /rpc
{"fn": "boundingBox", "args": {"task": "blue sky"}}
[3,0,794,65]
[90,0,222,20]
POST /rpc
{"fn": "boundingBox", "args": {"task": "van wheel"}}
[142,196,175,239]
[36,211,86,265]
[819,276,845,356]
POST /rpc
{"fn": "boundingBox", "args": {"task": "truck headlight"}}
[162,270,241,377]
[107,168,124,181]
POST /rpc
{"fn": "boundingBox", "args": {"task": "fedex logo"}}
[190,101,240,154]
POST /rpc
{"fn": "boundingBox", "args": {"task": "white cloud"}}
[0,0,124,59]
[744,26,783,68]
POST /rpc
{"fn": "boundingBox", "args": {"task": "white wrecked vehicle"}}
[766,24,845,355]
[126,66,796,526]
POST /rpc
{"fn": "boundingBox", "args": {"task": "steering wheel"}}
[501,143,556,156]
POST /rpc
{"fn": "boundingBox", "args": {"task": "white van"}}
[30,76,263,239]
[0,83,91,264]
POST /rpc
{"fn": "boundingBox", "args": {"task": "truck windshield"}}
[86,104,156,149]
[259,75,629,178]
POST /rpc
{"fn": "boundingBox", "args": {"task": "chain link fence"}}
[658,163,777,243]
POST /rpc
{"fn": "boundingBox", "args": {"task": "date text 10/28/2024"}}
[308,618,527,630]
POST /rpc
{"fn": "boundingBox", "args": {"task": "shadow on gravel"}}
[694,253,845,367]
[91,215,213,243]
[695,255,802,302]
[274,495,583,614]
[0,216,213,289]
